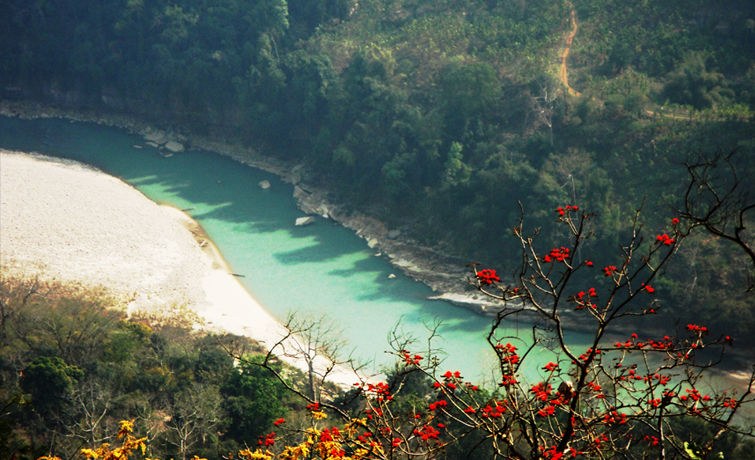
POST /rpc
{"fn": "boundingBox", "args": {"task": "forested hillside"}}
[1,0,753,338]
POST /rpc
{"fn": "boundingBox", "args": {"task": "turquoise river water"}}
[0,115,595,383]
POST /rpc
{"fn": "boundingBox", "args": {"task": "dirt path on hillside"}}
[557,12,704,122]
[559,10,581,96]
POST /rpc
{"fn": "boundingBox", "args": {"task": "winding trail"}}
[559,10,581,96]
[557,12,703,122]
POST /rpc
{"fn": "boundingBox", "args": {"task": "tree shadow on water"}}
[0,117,505,344]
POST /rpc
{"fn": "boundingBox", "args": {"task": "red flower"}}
[557,205,579,213]
[643,284,655,293]
[656,233,675,246]
[537,406,556,417]
[476,269,500,285]
[274,418,286,426]
[672,218,680,225]
[544,247,570,263]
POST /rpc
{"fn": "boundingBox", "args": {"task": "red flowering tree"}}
[224,200,755,460]
[457,203,754,459]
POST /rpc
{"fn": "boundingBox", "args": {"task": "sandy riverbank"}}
[0,149,363,387]
[0,100,493,314]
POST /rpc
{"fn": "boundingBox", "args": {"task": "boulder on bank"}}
[293,185,309,199]
[295,216,316,226]
[387,230,401,240]
[291,164,304,185]
[144,131,168,145]
[164,140,185,153]
[258,180,271,190]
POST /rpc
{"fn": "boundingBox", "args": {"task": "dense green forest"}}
[0,0,753,339]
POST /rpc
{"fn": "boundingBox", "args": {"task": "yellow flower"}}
[280,444,311,460]
[237,449,273,460]
[117,420,135,437]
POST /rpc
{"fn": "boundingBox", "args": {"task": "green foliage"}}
[441,61,503,139]
[21,356,83,412]
[221,355,290,444]
[0,271,299,459]
[442,142,471,188]
[663,53,734,110]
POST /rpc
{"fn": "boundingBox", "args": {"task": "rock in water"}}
[258,180,271,190]
[295,216,316,226]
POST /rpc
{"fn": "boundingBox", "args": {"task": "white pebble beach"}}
[0,149,361,386]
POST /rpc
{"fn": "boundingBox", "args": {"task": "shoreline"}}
[0,100,496,316]
[2,100,752,346]
[0,148,367,389]
[1,103,752,392]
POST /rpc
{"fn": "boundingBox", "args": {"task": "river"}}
[0,114,600,383]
